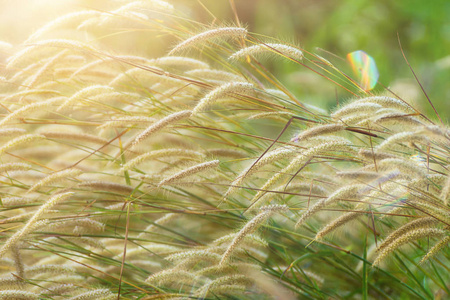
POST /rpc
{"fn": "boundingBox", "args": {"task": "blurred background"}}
[1,0,448,118]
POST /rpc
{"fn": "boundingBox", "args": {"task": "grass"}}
[0,1,448,299]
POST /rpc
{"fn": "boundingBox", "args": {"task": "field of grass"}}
[0,1,448,299]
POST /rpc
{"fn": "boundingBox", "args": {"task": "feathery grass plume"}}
[373,112,425,127]
[44,218,105,234]
[1,196,36,207]
[0,290,39,299]
[25,10,101,42]
[376,131,429,151]
[340,113,375,125]
[131,110,192,148]
[0,192,73,257]
[107,66,160,86]
[357,96,416,113]
[336,171,380,181]
[358,148,396,161]
[315,210,362,240]
[296,136,352,148]
[205,148,247,158]
[0,128,26,137]
[219,205,288,265]
[12,145,67,161]
[78,180,134,195]
[376,217,439,253]
[331,102,382,120]
[246,269,297,299]
[57,85,114,111]
[0,134,45,156]
[0,98,62,127]
[68,289,113,300]
[250,182,329,211]
[98,116,155,130]
[198,284,246,297]
[0,220,48,259]
[285,182,329,196]
[24,265,75,277]
[122,149,205,171]
[11,244,24,278]
[1,89,61,104]
[7,39,97,70]
[145,269,198,285]
[0,211,36,224]
[295,184,366,228]
[248,111,294,121]
[440,172,450,204]
[291,123,345,142]
[253,140,355,203]
[407,197,449,220]
[25,50,70,87]
[112,0,174,14]
[229,43,303,61]
[0,276,23,289]
[0,162,31,173]
[0,40,13,52]
[420,124,450,141]
[364,158,426,178]
[420,236,450,264]
[166,250,221,264]
[5,47,51,70]
[27,169,82,193]
[38,284,76,296]
[196,262,261,277]
[158,160,220,186]
[154,56,209,70]
[226,146,297,198]
[373,228,445,267]
[168,27,247,55]
[195,275,250,297]
[192,82,254,115]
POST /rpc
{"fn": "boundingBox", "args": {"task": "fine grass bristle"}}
[192,82,254,115]
[131,110,192,148]
[158,159,220,186]
[168,27,247,55]
[229,43,303,62]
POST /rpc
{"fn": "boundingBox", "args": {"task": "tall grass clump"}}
[0,1,448,299]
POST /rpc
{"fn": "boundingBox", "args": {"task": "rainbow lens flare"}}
[347,50,379,91]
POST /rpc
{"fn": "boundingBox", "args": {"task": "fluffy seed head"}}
[0,134,45,156]
[229,43,303,61]
[373,228,445,267]
[169,27,247,55]
[27,168,82,193]
[219,205,287,265]
[158,160,220,186]
[192,82,254,115]
[291,124,345,142]
[132,110,192,148]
